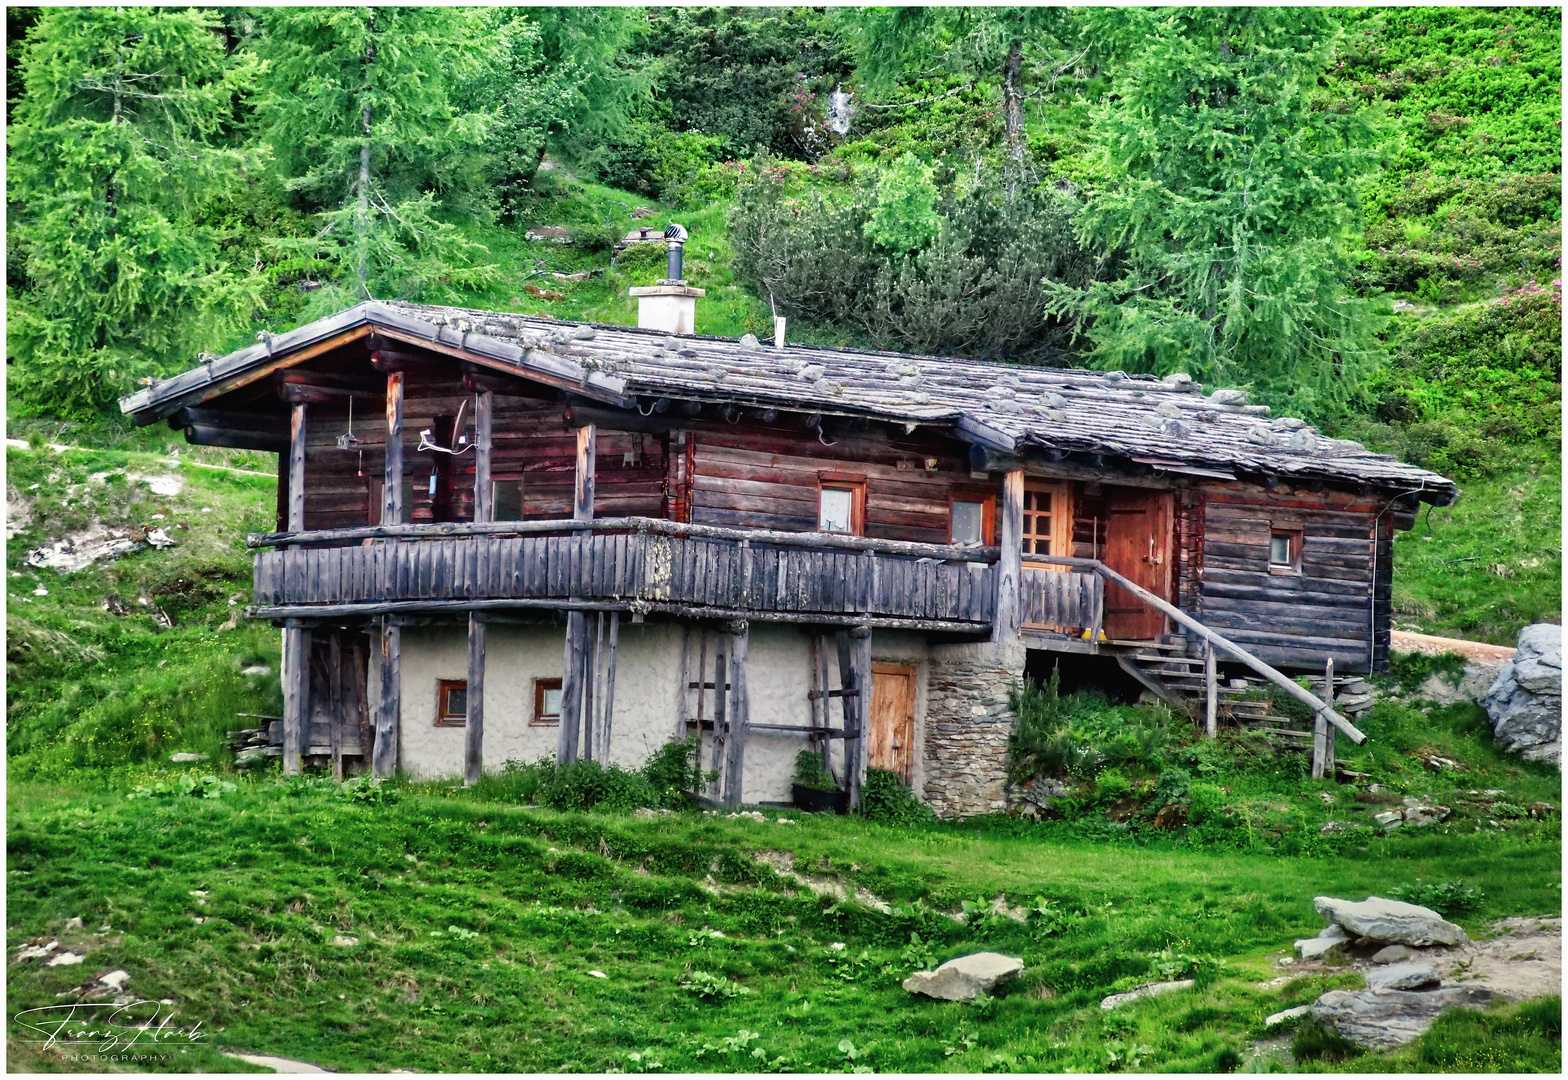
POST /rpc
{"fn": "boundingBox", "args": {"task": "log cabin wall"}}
[1195,483,1384,672]
[685,424,982,543]
[294,392,667,531]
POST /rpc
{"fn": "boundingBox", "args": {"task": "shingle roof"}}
[119,300,1457,502]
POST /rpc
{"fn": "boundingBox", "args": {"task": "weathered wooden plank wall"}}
[1196,486,1384,671]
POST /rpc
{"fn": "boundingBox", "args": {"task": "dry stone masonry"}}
[921,641,1025,819]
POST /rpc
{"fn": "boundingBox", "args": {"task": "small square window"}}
[951,500,985,544]
[817,480,864,535]
[1269,529,1303,572]
[533,678,563,726]
[436,679,467,727]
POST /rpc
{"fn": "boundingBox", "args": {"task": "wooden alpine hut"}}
[120,236,1457,816]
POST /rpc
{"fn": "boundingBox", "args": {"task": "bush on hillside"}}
[486,737,710,812]
[1008,668,1175,784]
[859,767,933,825]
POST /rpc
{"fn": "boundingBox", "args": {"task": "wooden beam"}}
[288,403,307,533]
[575,424,597,523]
[992,468,1023,644]
[248,516,1000,564]
[183,425,288,453]
[278,382,383,407]
[278,369,384,392]
[602,611,620,757]
[583,612,602,760]
[282,621,309,776]
[473,390,493,525]
[709,635,727,803]
[329,630,344,780]
[383,372,404,526]
[1312,656,1334,780]
[174,407,288,435]
[850,626,871,811]
[465,612,485,786]
[1091,562,1366,745]
[558,612,586,765]
[723,620,749,807]
[372,617,400,777]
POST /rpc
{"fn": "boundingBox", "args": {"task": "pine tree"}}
[7,7,263,418]
[249,6,504,308]
[1044,8,1387,420]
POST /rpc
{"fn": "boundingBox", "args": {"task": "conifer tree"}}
[1044,8,1386,419]
[7,7,262,418]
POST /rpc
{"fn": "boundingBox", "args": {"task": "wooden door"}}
[867,663,917,782]
[1102,488,1173,640]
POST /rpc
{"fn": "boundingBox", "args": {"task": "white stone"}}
[47,951,85,967]
[64,917,83,930]
[1365,963,1440,991]
[1100,979,1195,1010]
[1371,944,1413,964]
[1296,922,1351,960]
[1265,1004,1312,1026]
[1313,896,1469,947]
[14,940,58,962]
[170,752,209,763]
[98,970,130,991]
[903,952,1023,1001]
[330,936,359,948]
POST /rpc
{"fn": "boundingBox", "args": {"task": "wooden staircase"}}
[1114,638,1325,744]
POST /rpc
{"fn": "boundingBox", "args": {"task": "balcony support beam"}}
[721,620,749,807]
[282,620,309,776]
[383,372,404,526]
[372,617,401,776]
[473,390,493,525]
[992,468,1024,644]
[464,613,485,786]
[558,423,597,765]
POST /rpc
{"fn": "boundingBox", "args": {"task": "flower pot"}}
[792,784,849,815]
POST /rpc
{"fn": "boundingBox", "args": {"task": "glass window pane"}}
[446,686,467,717]
[543,687,562,716]
[1270,535,1291,564]
[952,500,984,543]
[819,487,854,533]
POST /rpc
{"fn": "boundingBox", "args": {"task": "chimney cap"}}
[664,223,688,244]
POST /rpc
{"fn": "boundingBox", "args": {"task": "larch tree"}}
[7,7,263,418]
[248,6,505,308]
[1044,7,1387,420]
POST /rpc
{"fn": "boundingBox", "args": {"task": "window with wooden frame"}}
[817,473,866,535]
[949,492,995,545]
[1021,482,1073,558]
[1269,528,1303,574]
[533,678,563,726]
[435,679,467,727]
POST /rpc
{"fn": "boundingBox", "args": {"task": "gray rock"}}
[1372,944,1413,964]
[170,752,209,763]
[1100,979,1195,1010]
[1314,896,1468,947]
[1416,673,1468,705]
[903,952,1023,1001]
[1483,624,1561,769]
[234,746,268,767]
[1296,921,1351,960]
[1311,985,1498,1050]
[47,951,84,967]
[64,917,83,930]
[1365,963,1440,991]
[1265,1004,1312,1026]
[1209,388,1247,405]
[98,970,130,992]
[738,333,760,349]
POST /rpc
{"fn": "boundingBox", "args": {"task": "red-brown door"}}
[1102,488,1173,641]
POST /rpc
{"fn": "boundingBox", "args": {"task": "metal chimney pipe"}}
[664,223,688,282]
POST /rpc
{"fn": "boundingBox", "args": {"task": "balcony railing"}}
[1019,557,1104,636]
[248,517,1000,630]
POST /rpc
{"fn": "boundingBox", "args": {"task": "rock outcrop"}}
[1311,985,1498,1050]
[1313,896,1468,947]
[1483,624,1562,769]
[903,952,1023,1001]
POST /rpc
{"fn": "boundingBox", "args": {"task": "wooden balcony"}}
[249,517,999,630]
[1019,559,1104,636]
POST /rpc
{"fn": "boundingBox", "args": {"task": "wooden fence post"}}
[1204,639,1218,738]
[558,423,596,764]
[723,620,749,806]
[282,619,309,776]
[372,616,400,777]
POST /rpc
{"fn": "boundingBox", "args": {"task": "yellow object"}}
[1080,627,1107,642]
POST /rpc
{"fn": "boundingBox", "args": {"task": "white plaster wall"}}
[390,618,931,805]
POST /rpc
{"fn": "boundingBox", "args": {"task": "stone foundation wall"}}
[921,641,1026,818]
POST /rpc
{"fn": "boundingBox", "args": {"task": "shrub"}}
[541,759,657,813]
[792,749,838,792]
[859,767,934,825]
[1009,673,1175,784]
[642,737,709,808]
[1388,879,1485,915]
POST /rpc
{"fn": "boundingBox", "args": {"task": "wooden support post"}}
[574,424,597,521]
[464,612,486,786]
[372,616,400,777]
[288,403,307,533]
[1325,657,1337,777]
[602,611,620,758]
[473,390,492,524]
[992,469,1024,643]
[584,612,603,761]
[1204,639,1218,739]
[709,634,727,802]
[558,612,586,765]
[329,630,344,779]
[723,620,749,807]
[1313,657,1336,781]
[383,372,404,526]
[851,626,872,810]
[282,620,310,775]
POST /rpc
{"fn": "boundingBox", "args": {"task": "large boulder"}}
[1313,896,1468,947]
[1364,962,1440,991]
[903,952,1022,1001]
[1482,624,1562,769]
[1311,985,1497,1050]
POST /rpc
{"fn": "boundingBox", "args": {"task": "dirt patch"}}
[24,521,175,572]
[1435,916,1561,1000]
[753,850,892,913]
[6,487,32,540]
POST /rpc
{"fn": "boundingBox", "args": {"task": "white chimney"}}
[630,223,704,335]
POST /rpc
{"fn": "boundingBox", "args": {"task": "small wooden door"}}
[1102,488,1174,640]
[868,663,917,782]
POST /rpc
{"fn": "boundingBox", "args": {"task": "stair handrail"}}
[1090,562,1367,745]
